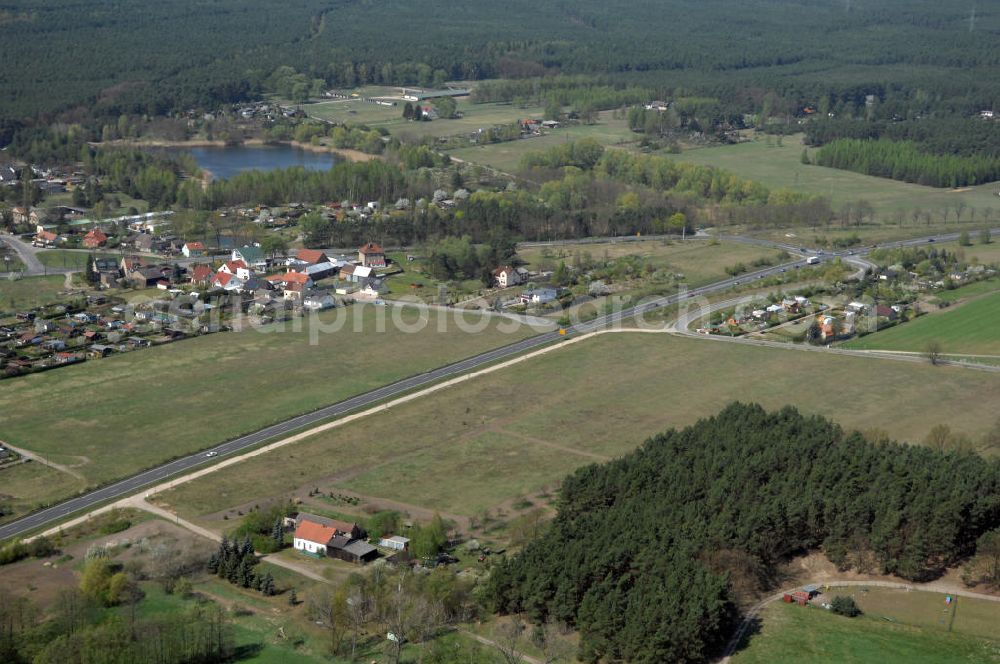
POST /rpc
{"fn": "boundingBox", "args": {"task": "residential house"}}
[295,249,329,265]
[129,265,171,288]
[82,228,109,249]
[847,301,867,313]
[358,242,386,268]
[875,305,898,320]
[219,259,251,280]
[12,207,30,225]
[189,264,214,286]
[33,230,60,247]
[211,271,244,291]
[303,292,336,310]
[232,245,267,271]
[420,106,439,120]
[293,513,375,563]
[121,255,146,273]
[132,233,155,252]
[182,242,205,258]
[340,263,373,286]
[492,266,528,289]
[87,345,115,359]
[644,101,669,111]
[520,287,559,305]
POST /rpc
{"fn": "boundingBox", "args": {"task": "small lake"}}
[167,144,337,179]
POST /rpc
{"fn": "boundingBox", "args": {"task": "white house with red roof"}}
[182,241,205,258]
[219,259,251,280]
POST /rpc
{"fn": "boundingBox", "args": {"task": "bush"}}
[831,595,862,617]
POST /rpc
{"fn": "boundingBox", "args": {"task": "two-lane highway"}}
[0,228,984,541]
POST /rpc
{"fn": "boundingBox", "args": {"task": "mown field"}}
[732,588,1000,664]
[156,332,1000,529]
[517,238,783,285]
[0,305,538,522]
[842,290,1000,356]
[35,250,120,270]
[665,135,1000,217]
[0,274,68,310]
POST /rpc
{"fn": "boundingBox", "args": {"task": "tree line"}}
[489,403,1000,663]
[814,138,1000,188]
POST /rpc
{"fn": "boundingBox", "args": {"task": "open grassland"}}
[0,274,68,310]
[936,239,1000,266]
[518,238,783,285]
[0,305,536,521]
[842,290,1000,355]
[157,332,1000,526]
[665,135,1000,217]
[732,589,1000,664]
[449,111,635,173]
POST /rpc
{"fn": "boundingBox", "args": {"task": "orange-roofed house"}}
[358,242,386,268]
[182,241,205,258]
[295,248,329,265]
[293,520,339,556]
[219,259,250,280]
[82,228,108,249]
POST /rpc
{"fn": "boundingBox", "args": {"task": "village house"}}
[232,245,267,271]
[294,249,329,265]
[492,265,528,289]
[33,230,60,248]
[189,264,213,286]
[520,287,559,305]
[82,228,109,249]
[182,242,205,258]
[218,259,251,281]
[340,263,373,286]
[358,242,386,268]
[292,513,377,564]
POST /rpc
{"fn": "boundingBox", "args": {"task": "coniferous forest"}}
[489,403,1000,664]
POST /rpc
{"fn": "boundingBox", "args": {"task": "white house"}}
[492,265,528,289]
[232,245,267,271]
[181,242,205,258]
[218,260,251,281]
[520,287,559,305]
[293,520,338,557]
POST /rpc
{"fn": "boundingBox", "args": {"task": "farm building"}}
[379,535,410,551]
[358,242,386,268]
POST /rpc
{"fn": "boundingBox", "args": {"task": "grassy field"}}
[36,249,119,270]
[732,589,1000,664]
[841,290,1000,355]
[0,274,68,310]
[664,134,1000,218]
[518,238,784,286]
[0,305,537,522]
[156,332,1000,528]
[449,111,635,173]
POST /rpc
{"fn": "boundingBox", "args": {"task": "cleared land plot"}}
[732,590,1000,664]
[0,274,69,309]
[517,239,783,286]
[664,135,1000,217]
[449,112,634,173]
[0,305,537,522]
[157,332,1000,527]
[36,250,119,270]
[841,291,1000,355]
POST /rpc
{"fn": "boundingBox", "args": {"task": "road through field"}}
[0,230,988,542]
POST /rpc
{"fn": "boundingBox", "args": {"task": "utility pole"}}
[969,7,977,33]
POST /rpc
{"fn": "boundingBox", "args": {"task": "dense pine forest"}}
[489,403,1000,663]
[2,0,999,125]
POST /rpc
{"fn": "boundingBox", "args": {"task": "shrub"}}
[831,595,862,617]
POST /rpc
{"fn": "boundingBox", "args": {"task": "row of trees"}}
[207,535,276,596]
[489,403,1000,663]
[814,138,1000,188]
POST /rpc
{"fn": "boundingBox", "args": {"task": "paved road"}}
[0,229,979,542]
[0,233,53,276]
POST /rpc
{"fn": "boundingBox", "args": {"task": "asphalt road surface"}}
[0,229,985,541]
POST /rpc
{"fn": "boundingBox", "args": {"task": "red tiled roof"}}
[84,228,108,242]
[185,242,204,250]
[213,272,233,286]
[294,520,338,545]
[190,265,213,282]
[222,259,247,273]
[359,242,383,255]
[296,249,327,264]
[37,230,58,242]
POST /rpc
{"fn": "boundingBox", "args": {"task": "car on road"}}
[205,451,218,458]
[734,280,741,285]
[928,238,935,242]
[780,268,787,273]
